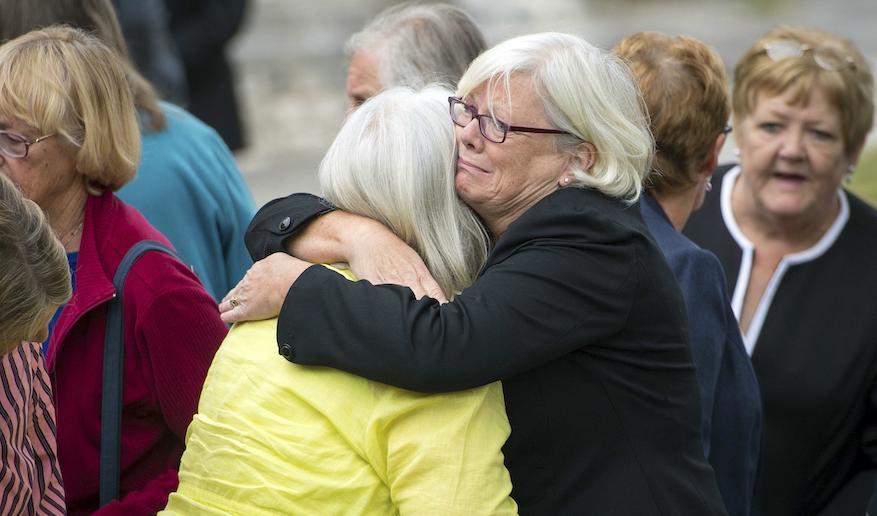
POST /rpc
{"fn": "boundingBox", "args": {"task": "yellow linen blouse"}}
[163,268,517,515]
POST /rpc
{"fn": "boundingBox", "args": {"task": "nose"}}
[778,126,806,161]
[456,116,484,152]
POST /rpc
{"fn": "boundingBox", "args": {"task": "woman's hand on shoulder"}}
[219,253,312,323]
[346,220,447,303]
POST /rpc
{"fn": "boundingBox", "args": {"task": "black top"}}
[247,187,727,515]
[164,0,248,150]
[685,165,877,516]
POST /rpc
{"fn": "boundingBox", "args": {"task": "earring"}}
[733,148,740,157]
[705,181,713,193]
[562,177,571,186]
[846,164,855,184]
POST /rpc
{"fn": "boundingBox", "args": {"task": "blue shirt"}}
[45,252,78,356]
[640,192,762,516]
[117,102,255,301]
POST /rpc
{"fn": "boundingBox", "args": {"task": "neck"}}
[46,186,88,253]
[651,189,699,232]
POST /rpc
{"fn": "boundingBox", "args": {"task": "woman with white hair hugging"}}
[163,85,516,514]
[0,172,70,514]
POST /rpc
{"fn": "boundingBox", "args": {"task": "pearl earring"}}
[562,177,570,185]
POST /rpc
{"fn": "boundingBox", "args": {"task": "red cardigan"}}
[47,192,227,515]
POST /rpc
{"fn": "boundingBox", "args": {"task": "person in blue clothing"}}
[0,0,255,302]
[614,32,762,516]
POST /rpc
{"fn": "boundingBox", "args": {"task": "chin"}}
[761,197,816,220]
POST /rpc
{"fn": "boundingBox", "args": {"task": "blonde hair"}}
[456,32,654,202]
[0,0,166,130]
[733,25,874,157]
[319,85,489,297]
[614,32,730,195]
[0,173,71,353]
[0,26,141,192]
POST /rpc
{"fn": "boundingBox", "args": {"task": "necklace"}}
[58,219,83,251]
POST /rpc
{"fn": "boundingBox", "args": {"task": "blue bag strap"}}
[99,240,179,506]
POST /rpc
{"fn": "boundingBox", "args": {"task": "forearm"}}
[278,243,631,392]
[286,210,381,264]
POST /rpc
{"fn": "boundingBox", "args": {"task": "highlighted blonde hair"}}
[457,32,654,202]
[0,173,71,353]
[0,26,140,192]
[733,25,874,157]
[319,85,489,297]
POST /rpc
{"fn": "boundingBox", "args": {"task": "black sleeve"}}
[244,193,336,261]
[277,235,637,393]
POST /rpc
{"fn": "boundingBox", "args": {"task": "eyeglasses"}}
[763,39,856,72]
[0,130,55,159]
[448,96,577,144]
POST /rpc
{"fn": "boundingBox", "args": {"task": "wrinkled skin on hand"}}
[219,228,447,324]
[219,253,311,323]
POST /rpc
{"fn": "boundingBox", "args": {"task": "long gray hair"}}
[319,85,489,297]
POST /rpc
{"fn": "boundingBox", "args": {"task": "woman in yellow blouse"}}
[163,86,516,515]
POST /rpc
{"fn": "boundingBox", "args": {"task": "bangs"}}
[0,42,78,138]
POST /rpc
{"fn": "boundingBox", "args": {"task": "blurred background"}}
[221,0,877,206]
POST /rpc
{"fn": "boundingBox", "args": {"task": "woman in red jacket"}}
[0,27,227,514]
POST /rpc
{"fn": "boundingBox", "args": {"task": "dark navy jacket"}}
[641,192,762,516]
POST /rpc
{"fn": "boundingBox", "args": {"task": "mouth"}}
[457,157,489,175]
[771,171,808,186]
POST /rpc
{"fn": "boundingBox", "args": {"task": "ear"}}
[695,133,726,180]
[559,141,597,187]
[569,140,597,171]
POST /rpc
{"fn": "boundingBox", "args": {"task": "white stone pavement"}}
[228,0,877,206]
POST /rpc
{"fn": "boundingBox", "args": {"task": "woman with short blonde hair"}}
[685,25,877,515]
[0,0,257,302]
[0,26,227,514]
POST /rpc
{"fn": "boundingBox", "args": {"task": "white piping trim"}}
[719,166,849,355]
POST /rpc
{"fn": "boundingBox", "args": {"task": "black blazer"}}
[247,187,728,515]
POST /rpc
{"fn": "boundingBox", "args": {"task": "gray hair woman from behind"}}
[0,173,71,351]
[0,172,69,515]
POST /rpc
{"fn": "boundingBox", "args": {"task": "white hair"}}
[457,32,654,202]
[319,85,489,297]
[346,2,486,90]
